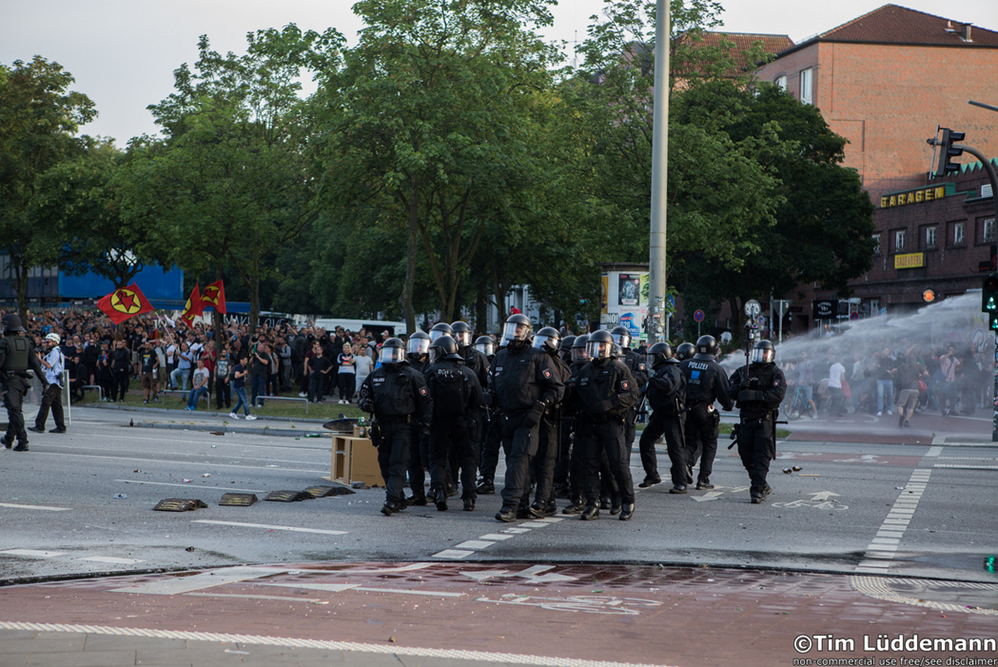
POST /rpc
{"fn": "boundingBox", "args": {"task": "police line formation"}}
[0,312,786,521]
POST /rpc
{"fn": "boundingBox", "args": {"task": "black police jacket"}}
[622,349,649,390]
[647,361,685,415]
[460,346,490,389]
[487,344,565,414]
[358,363,433,425]
[727,362,787,419]
[425,358,483,420]
[0,334,45,380]
[575,358,640,417]
[680,358,734,410]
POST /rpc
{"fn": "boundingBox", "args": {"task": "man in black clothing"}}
[609,326,648,449]
[358,338,433,516]
[637,342,686,491]
[251,342,271,408]
[0,314,48,450]
[405,331,433,505]
[728,340,786,503]
[560,334,590,515]
[111,339,131,402]
[526,327,571,517]
[486,314,565,522]
[680,335,734,491]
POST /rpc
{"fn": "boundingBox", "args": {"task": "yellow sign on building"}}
[880,186,946,209]
[894,252,925,269]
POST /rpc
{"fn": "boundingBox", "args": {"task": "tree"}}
[0,57,95,316]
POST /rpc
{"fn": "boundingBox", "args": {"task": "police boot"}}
[528,502,546,519]
[561,500,585,515]
[581,504,600,521]
[638,476,661,489]
[599,497,611,510]
[27,426,45,434]
[610,497,622,515]
[436,494,448,512]
[495,506,517,522]
[463,497,475,512]
[407,493,428,506]
[476,478,495,495]
[669,485,687,494]
[2,435,12,449]
[13,441,28,452]
[618,503,635,521]
[516,505,531,519]
[545,500,558,517]
[695,479,714,490]
[381,500,401,516]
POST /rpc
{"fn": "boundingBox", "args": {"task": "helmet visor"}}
[532,334,558,351]
[379,346,406,364]
[610,331,631,348]
[502,321,531,343]
[645,353,657,367]
[474,340,495,357]
[586,340,611,360]
[453,330,472,347]
[407,337,429,356]
[750,348,775,363]
[571,346,590,363]
[429,346,444,364]
[429,329,448,342]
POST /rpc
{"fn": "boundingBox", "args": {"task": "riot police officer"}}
[680,335,734,492]
[574,330,639,521]
[404,331,432,505]
[474,335,501,494]
[451,321,488,389]
[425,335,483,511]
[610,326,648,449]
[429,322,454,343]
[560,334,590,514]
[358,338,432,516]
[637,342,686,490]
[727,340,786,503]
[0,314,47,451]
[486,314,565,522]
[675,342,695,362]
[552,335,576,497]
[473,335,496,360]
[527,327,571,516]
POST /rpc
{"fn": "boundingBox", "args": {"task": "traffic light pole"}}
[647,0,670,345]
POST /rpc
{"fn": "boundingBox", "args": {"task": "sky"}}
[1,0,995,147]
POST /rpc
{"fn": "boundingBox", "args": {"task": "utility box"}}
[325,435,382,487]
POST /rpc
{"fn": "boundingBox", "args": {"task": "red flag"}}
[201,280,226,314]
[180,284,204,328]
[97,283,154,325]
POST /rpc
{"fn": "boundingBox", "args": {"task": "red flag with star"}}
[97,283,154,325]
[180,284,204,328]
[201,280,226,314]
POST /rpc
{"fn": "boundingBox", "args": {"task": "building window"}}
[894,229,905,252]
[872,233,881,255]
[924,226,936,248]
[799,68,813,105]
[984,218,995,243]
[775,75,787,91]
[954,222,965,245]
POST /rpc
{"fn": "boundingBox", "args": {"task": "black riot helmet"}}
[646,342,675,369]
[675,342,696,362]
[474,335,496,358]
[609,326,632,350]
[407,331,430,358]
[501,313,532,346]
[560,335,576,362]
[693,335,718,361]
[450,321,473,347]
[429,334,462,363]
[571,334,591,364]
[379,337,407,365]
[1,313,26,334]
[532,326,561,353]
[430,322,454,343]
[586,329,616,361]
[750,339,776,364]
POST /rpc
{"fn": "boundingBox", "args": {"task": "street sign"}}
[812,299,838,320]
[849,312,859,321]
[756,315,766,325]
[693,309,705,322]
[744,299,761,317]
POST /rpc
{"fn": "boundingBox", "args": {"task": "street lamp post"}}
[647,0,670,345]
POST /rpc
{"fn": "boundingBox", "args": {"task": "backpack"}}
[431,366,470,417]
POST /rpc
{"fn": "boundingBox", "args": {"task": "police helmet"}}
[532,326,561,352]
[429,334,462,363]
[675,342,696,362]
[571,334,591,364]
[407,331,430,357]
[750,339,776,364]
[450,321,473,347]
[646,341,674,368]
[693,335,718,361]
[1,313,26,333]
[501,313,532,344]
[474,335,496,358]
[586,330,616,361]
[560,336,576,362]
[609,326,632,350]
[45,333,62,346]
[379,337,407,365]
[429,322,454,343]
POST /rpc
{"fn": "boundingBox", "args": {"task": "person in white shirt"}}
[30,333,67,433]
[827,351,846,417]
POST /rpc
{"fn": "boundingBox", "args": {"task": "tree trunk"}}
[400,177,418,335]
[16,263,28,321]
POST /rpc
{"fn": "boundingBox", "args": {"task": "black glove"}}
[482,392,493,407]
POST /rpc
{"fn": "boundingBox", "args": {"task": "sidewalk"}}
[1,561,996,667]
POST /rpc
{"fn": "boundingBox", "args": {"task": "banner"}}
[180,285,203,328]
[202,280,227,314]
[97,283,154,325]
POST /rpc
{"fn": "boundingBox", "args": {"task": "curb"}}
[127,421,329,439]
[78,402,331,424]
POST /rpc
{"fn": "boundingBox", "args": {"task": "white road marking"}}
[191,520,347,535]
[27,451,325,474]
[116,479,267,493]
[110,567,285,595]
[0,549,67,558]
[256,583,359,592]
[76,557,145,565]
[185,592,327,603]
[431,549,474,559]
[855,468,931,574]
[0,502,72,512]
[479,533,515,541]
[932,464,998,471]
[353,587,465,598]
[460,565,578,585]
[455,540,495,549]
[925,446,942,457]
[519,521,551,528]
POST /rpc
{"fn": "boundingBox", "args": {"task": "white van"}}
[312,319,413,338]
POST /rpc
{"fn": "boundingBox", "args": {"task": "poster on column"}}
[618,274,641,306]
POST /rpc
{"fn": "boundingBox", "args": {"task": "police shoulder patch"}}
[419,387,428,396]
[621,380,630,390]
[542,369,552,379]
[773,380,780,387]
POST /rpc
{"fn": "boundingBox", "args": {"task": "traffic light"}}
[934,128,965,176]
[984,273,998,314]
[921,289,936,303]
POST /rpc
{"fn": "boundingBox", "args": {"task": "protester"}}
[186,359,210,410]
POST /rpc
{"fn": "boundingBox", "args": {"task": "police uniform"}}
[405,353,433,504]
[358,361,432,514]
[425,355,483,510]
[620,348,648,447]
[728,359,786,502]
[680,356,733,488]
[487,344,565,520]
[575,358,640,519]
[528,350,572,515]
[638,359,686,489]
[0,321,47,451]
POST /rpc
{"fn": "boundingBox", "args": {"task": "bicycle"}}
[785,384,808,421]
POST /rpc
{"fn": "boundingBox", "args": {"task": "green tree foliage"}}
[0,57,95,316]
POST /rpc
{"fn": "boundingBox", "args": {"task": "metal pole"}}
[647,0,670,345]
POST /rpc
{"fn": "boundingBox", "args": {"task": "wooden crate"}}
[323,434,382,487]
